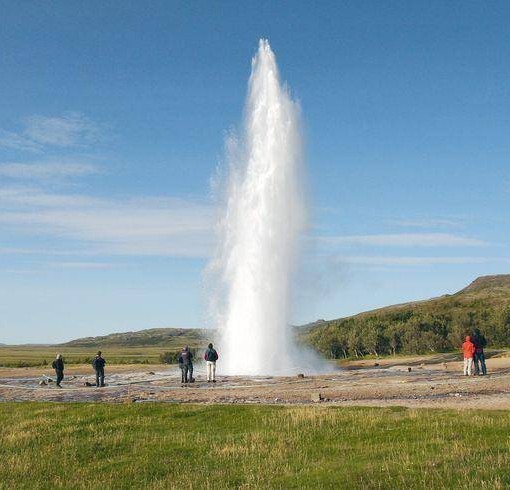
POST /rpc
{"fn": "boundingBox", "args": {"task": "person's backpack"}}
[92,358,97,369]
[52,360,57,369]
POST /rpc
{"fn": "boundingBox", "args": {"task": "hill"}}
[61,327,209,348]
[304,274,510,359]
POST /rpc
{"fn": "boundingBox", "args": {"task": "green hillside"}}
[62,327,208,348]
[304,274,510,359]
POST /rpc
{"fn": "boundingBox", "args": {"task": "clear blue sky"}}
[1,1,509,343]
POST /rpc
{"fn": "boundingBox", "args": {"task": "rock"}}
[311,392,323,403]
[148,372,155,375]
[297,373,305,379]
[374,362,380,367]
[407,367,412,372]
[38,379,48,386]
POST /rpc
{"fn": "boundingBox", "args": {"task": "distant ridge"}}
[61,327,209,348]
[336,274,510,321]
[304,274,510,358]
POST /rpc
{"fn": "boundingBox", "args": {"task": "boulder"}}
[297,373,305,379]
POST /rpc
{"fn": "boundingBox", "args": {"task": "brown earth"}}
[1,352,509,409]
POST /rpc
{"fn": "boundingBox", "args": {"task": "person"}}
[472,329,488,376]
[92,351,106,387]
[178,346,194,384]
[462,336,475,376]
[52,353,64,388]
[204,343,219,383]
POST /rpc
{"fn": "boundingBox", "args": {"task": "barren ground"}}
[1,352,510,409]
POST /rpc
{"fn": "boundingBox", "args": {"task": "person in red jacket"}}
[462,336,476,376]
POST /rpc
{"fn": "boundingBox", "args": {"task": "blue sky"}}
[1,1,509,343]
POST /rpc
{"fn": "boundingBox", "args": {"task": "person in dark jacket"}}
[472,329,488,375]
[204,343,219,383]
[178,346,194,384]
[92,351,106,387]
[52,353,64,388]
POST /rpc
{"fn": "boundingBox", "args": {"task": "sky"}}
[1,1,509,343]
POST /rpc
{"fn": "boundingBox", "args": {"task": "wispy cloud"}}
[0,186,215,258]
[317,233,486,247]
[338,255,504,266]
[47,261,116,270]
[386,218,462,229]
[0,112,107,153]
[0,161,100,180]
[0,129,42,153]
[23,113,105,148]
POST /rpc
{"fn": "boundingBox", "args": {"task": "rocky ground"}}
[1,352,510,409]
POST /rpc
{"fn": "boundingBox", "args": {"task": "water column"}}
[212,39,306,375]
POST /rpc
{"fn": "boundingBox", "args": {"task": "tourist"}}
[472,329,488,376]
[92,351,106,387]
[178,346,194,384]
[204,343,219,383]
[52,353,64,388]
[462,336,475,376]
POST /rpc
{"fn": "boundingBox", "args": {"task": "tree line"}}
[306,303,510,359]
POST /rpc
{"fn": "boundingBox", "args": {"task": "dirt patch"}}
[1,354,509,409]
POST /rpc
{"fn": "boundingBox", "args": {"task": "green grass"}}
[0,345,171,367]
[1,403,509,488]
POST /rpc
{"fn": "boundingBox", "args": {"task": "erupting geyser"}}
[210,39,309,375]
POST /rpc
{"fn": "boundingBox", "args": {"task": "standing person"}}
[462,336,476,376]
[204,343,219,383]
[472,329,488,376]
[178,346,194,384]
[178,350,186,384]
[92,351,106,387]
[52,353,64,388]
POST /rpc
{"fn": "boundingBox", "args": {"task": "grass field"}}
[0,344,203,367]
[1,403,509,488]
[0,345,169,367]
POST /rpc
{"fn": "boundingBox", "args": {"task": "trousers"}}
[473,352,487,375]
[463,358,473,376]
[206,361,216,381]
[95,368,105,387]
[181,364,193,383]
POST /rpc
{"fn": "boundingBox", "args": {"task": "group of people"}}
[49,344,219,388]
[461,329,488,376]
[52,351,106,388]
[177,343,219,384]
[50,333,489,386]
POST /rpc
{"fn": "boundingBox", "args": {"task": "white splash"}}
[209,39,313,375]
